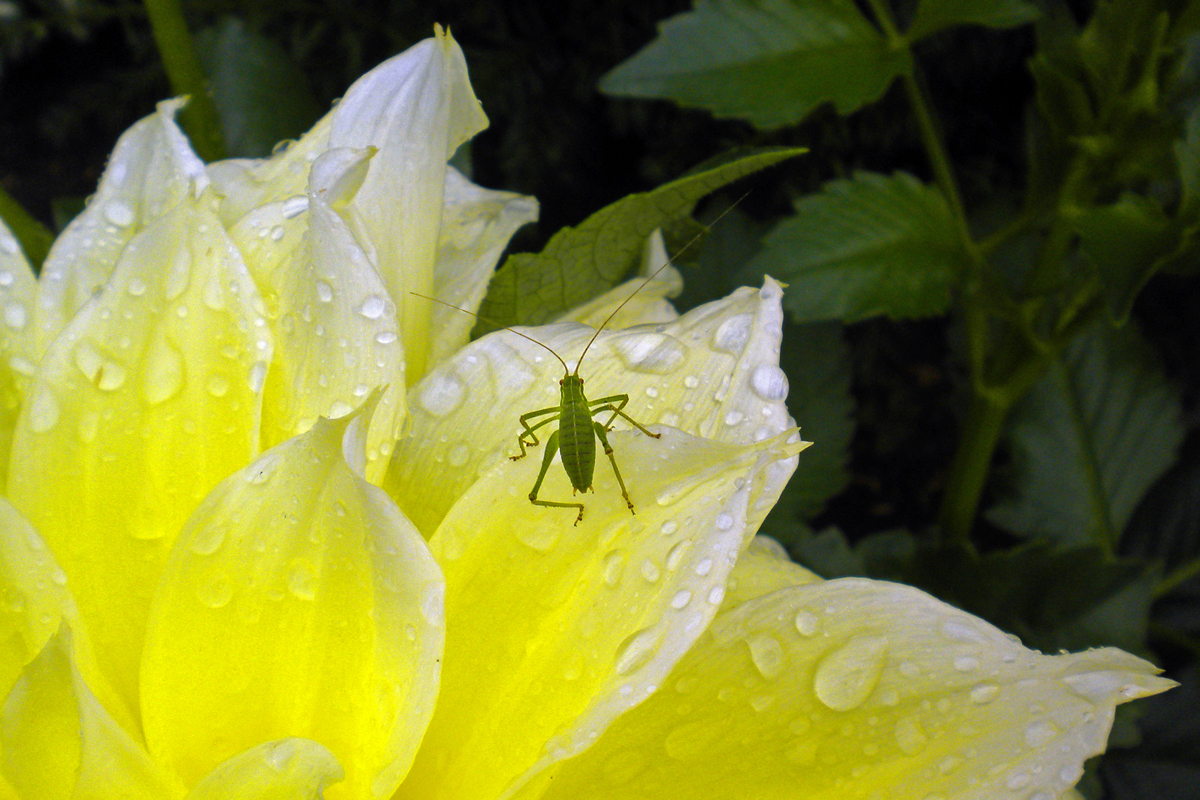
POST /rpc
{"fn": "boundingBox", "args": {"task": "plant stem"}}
[0,186,55,269]
[142,0,224,161]
[937,391,1011,545]
[1157,556,1200,598]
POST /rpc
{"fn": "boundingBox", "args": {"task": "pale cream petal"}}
[386,280,798,538]
[184,739,343,800]
[35,99,207,353]
[396,425,802,800]
[141,410,443,800]
[0,220,39,491]
[535,577,1174,800]
[243,148,406,484]
[328,29,488,381]
[6,199,271,711]
[425,167,538,370]
[1,626,184,800]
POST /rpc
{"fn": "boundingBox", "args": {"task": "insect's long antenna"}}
[409,292,571,375]
[575,191,751,372]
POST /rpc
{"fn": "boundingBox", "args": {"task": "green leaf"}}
[195,18,323,159]
[476,147,805,331]
[759,321,854,540]
[907,0,1040,42]
[988,321,1184,548]
[598,0,912,129]
[1071,194,1181,321]
[745,171,966,323]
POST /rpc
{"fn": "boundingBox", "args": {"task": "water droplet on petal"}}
[894,716,928,755]
[190,524,227,555]
[196,570,234,608]
[609,332,685,374]
[713,313,752,354]
[747,633,785,679]
[287,559,318,600]
[813,635,889,711]
[750,363,789,401]
[969,683,999,704]
[793,609,819,637]
[602,550,625,587]
[141,338,185,406]
[4,301,26,330]
[670,589,692,609]
[1024,719,1058,747]
[315,280,334,302]
[418,373,465,417]
[614,627,659,676]
[360,295,386,319]
[27,387,60,433]
[103,200,135,227]
[953,655,980,672]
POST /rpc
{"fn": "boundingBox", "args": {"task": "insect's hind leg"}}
[528,430,586,525]
[589,394,661,439]
[593,421,636,515]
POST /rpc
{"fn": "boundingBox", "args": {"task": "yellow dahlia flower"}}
[0,27,1173,800]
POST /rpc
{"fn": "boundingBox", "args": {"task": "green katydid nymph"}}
[412,196,745,525]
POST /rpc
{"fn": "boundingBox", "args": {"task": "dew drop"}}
[660,520,678,536]
[269,225,286,242]
[706,585,725,605]
[196,571,234,608]
[894,716,928,755]
[360,295,387,319]
[1006,772,1031,790]
[609,332,685,374]
[664,720,719,761]
[683,375,700,389]
[813,635,889,712]
[447,443,470,467]
[287,559,318,600]
[953,655,980,672]
[27,387,60,433]
[248,361,268,393]
[206,373,230,398]
[315,280,334,302]
[602,550,625,587]
[664,540,689,571]
[190,524,227,555]
[715,512,734,530]
[747,633,785,679]
[281,195,308,219]
[694,558,713,577]
[641,559,661,583]
[750,363,789,401]
[614,627,659,676]
[1024,719,1058,748]
[969,683,999,705]
[127,278,147,296]
[140,338,185,406]
[3,301,26,330]
[793,609,819,637]
[670,589,692,609]
[713,313,753,354]
[375,331,398,345]
[723,410,744,426]
[418,373,466,417]
[103,200,135,227]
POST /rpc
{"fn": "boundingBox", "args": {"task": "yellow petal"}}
[397,425,803,800]
[426,167,538,370]
[535,576,1175,800]
[1,625,184,800]
[722,535,822,609]
[386,279,798,537]
[141,408,443,800]
[6,198,271,711]
[35,99,206,353]
[0,497,133,735]
[0,220,39,491]
[185,739,343,800]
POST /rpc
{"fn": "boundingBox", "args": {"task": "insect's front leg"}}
[589,394,662,439]
[511,408,560,461]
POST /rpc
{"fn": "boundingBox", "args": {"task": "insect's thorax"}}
[558,373,596,491]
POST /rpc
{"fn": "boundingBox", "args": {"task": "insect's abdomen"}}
[558,376,595,492]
